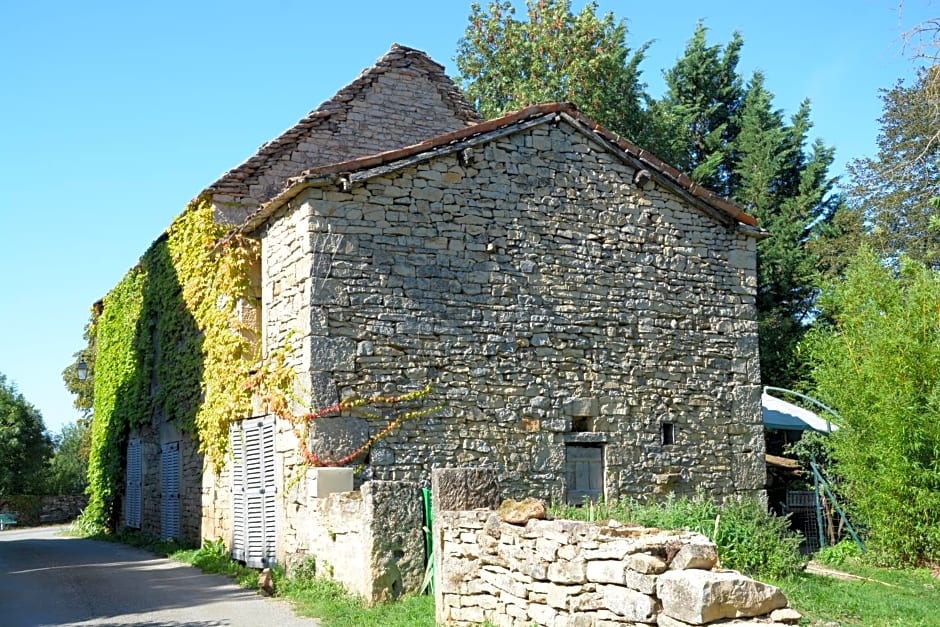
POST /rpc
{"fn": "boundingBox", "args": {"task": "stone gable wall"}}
[258,120,764,508]
[212,56,479,224]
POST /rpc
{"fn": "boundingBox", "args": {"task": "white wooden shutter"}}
[231,416,276,567]
[125,438,142,529]
[160,441,181,541]
[230,422,247,562]
[565,445,604,505]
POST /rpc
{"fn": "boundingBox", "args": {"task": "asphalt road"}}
[0,526,320,627]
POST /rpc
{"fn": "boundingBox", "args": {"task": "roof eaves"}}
[240,105,569,234]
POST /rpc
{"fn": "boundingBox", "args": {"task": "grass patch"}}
[277,576,434,627]
[770,561,940,626]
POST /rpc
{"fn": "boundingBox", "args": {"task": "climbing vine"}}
[82,195,439,532]
[246,350,442,469]
[83,197,258,531]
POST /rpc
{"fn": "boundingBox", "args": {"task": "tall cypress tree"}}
[652,22,744,197]
[731,73,837,387]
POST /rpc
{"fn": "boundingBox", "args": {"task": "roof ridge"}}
[204,44,480,201]
[242,102,758,233]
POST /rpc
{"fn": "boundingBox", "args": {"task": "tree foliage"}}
[846,70,940,269]
[652,22,743,197]
[0,373,53,495]
[456,10,838,387]
[805,247,940,565]
[45,419,91,494]
[731,73,837,385]
[455,0,650,141]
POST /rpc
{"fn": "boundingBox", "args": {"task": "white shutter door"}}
[230,421,247,562]
[160,442,181,541]
[231,416,276,567]
[125,438,142,528]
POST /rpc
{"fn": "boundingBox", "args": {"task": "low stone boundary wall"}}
[0,494,88,526]
[287,480,425,604]
[432,468,800,627]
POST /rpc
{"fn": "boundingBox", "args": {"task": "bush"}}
[553,492,805,579]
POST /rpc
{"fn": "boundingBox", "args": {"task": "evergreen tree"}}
[455,0,650,141]
[726,71,837,386]
[846,71,940,269]
[652,22,744,197]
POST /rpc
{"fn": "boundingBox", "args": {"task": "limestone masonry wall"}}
[435,510,798,627]
[210,46,480,223]
[281,480,426,604]
[259,119,764,507]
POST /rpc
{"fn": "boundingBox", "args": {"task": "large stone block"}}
[432,468,500,512]
[657,569,787,625]
[602,584,658,622]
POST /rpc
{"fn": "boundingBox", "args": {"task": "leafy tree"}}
[846,70,940,269]
[44,419,91,494]
[62,317,96,418]
[805,247,940,565]
[455,0,650,141]
[0,373,53,495]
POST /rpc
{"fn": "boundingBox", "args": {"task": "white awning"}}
[762,392,839,433]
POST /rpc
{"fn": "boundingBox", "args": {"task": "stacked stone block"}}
[436,510,797,626]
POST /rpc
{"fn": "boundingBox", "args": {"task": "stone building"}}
[116,45,765,571]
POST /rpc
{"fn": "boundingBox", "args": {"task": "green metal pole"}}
[811,459,866,554]
[811,452,826,549]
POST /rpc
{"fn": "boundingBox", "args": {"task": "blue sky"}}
[0,0,934,435]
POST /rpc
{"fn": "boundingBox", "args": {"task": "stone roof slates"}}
[204,44,481,203]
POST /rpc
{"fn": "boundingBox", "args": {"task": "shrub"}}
[553,492,805,579]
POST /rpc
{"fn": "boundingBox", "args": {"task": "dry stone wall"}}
[124,423,202,545]
[259,118,764,506]
[435,510,797,627]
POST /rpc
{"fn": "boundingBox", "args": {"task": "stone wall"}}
[0,494,88,525]
[258,117,764,506]
[281,479,426,604]
[123,423,203,545]
[209,45,480,223]
[435,510,798,627]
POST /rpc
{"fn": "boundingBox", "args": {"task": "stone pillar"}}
[362,481,425,603]
[432,468,500,625]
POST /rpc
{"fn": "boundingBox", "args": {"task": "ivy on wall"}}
[82,198,258,531]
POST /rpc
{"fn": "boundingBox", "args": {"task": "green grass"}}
[770,561,940,626]
[277,576,434,627]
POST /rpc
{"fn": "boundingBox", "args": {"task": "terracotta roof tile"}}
[242,103,758,233]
